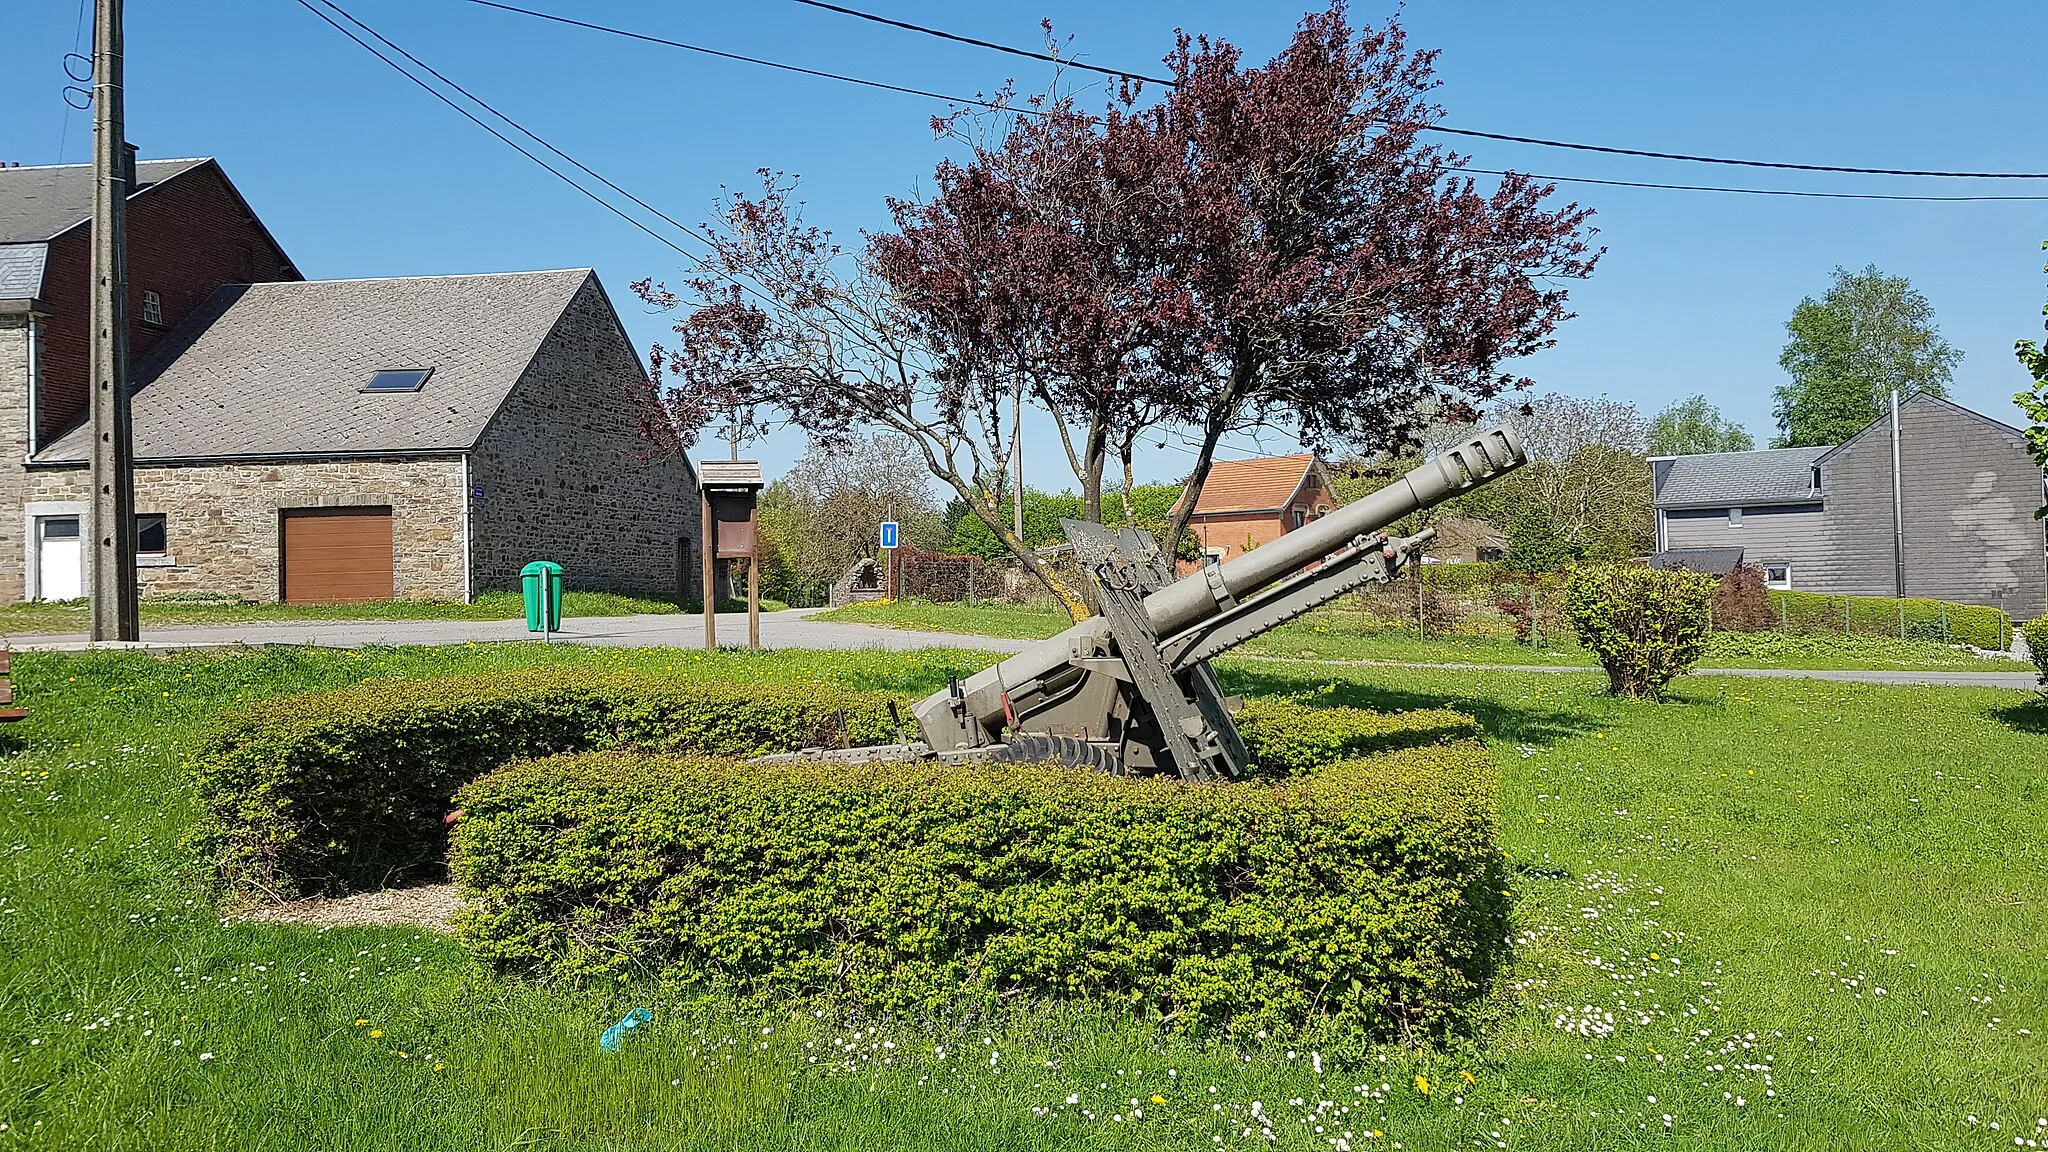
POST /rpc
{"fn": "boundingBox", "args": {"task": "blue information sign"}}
[879,520,899,549]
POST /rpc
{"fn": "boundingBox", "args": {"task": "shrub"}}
[1764,590,2008,649]
[2024,617,2048,687]
[451,742,1507,1043]
[1564,563,1717,698]
[1710,566,1774,632]
[190,673,906,898]
[1490,579,1567,644]
[1235,697,1479,778]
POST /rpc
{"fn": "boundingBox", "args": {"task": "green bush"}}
[1764,589,2008,649]
[1565,563,1717,698]
[190,673,906,898]
[1235,696,1479,778]
[2024,617,2048,686]
[1700,631,2005,669]
[451,741,1507,1043]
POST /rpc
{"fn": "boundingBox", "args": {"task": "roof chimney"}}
[121,141,137,190]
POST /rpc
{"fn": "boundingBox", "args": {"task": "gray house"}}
[1650,393,2046,620]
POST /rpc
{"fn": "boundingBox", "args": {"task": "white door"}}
[37,518,83,601]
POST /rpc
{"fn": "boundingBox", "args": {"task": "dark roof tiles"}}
[0,158,209,244]
[36,269,593,462]
[1653,445,1828,509]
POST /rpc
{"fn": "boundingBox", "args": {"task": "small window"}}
[1811,466,1823,493]
[361,368,432,393]
[1728,507,1743,527]
[137,513,168,556]
[1763,563,1791,590]
[141,291,163,325]
[1292,505,1307,529]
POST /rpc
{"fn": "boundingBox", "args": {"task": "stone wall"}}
[467,275,700,597]
[19,457,466,603]
[0,316,34,603]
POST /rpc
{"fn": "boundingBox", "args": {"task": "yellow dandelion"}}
[1415,1074,1430,1095]
[354,1019,368,1027]
[1151,1094,1167,1104]
[369,1029,383,1039]
[434,1063,445,1071]
[1459,1070,1475,1085]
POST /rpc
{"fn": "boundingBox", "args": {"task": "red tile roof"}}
[1184,453,1320,515]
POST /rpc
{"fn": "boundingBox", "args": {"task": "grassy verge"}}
[810,598,1076,639]
[0,591,788,633]
[805,600,2030,672]
[2,643,2043,1148]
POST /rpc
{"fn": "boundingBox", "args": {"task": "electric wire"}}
[293,0,706,267]
[1465,168,2048,202]
[778,0,2048,181]
[465,2,2048,200]
[465,0,1024,113]
[786,0,1173,86]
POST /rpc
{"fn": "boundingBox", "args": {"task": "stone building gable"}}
[466,273,700,597]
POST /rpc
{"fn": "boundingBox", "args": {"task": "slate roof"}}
[35,269,594,463]
[1652,445,1828,509]
[0,245,45,299]
[1184,453,1323,515]
[0,158,209,244]
[1648,547,1746,575]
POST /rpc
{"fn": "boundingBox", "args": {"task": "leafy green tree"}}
[1499,509,1579,573]
[2015,241,2048,521]
[1650,395,1754,455]
[1774,265,1960,447]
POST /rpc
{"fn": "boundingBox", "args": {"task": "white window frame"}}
[136,512,176,567]
[1763,562,1792,590]
[141,290,163,326]
[1728,506,1743,528]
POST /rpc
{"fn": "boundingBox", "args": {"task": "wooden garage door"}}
[281,507,394,604]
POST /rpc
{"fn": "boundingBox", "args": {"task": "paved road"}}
[1238,654,2042,691]
[3,609,1037,656]
[8,614,2036,689]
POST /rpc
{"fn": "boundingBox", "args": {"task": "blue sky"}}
[5,0,2045,486]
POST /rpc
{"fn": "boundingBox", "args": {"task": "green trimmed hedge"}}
[190,673,905,898]
[1765,589,2010,649]
[1236,697,1479,778]
[451,741,1507,1042]
[2024,617,2048,686]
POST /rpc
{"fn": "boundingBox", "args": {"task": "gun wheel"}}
[991,734,1126,777]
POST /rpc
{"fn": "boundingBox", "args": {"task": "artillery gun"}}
[764,427,1528,780]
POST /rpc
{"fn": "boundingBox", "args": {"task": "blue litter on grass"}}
[600,1008,652,1052]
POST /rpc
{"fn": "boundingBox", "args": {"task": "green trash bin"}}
[520,561,565,634]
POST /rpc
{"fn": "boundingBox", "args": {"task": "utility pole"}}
[1889,387,1905,601]
[88,0,139,642]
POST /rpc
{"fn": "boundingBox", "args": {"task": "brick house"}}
[1178,453,1339,562]
[1650,393,2046,619]
[2,157,700,604]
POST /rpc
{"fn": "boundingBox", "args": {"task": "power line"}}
[465,0,1024,114]
[293,0,705,264]
[778,0,2048,181]
[1430,127,2048,181]
[1466,168,2048,202]
[311,0,736,259]
[786,0,1173,86]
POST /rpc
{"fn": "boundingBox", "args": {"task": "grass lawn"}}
[812,600,2031,672]
[2,644,2043,1148]
[0,590,786,634]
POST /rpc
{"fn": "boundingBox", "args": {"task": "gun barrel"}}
[1142,426,1527,636]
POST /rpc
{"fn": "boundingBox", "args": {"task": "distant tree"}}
[2016,241,2048,521]
[1773,265,1961,447]
[757,434,945,605]
[1650,395,1754,455]
[1460,394,1654,560]
[1499,508,1579,573]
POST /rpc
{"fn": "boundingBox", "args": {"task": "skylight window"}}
[361,368,432,393]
